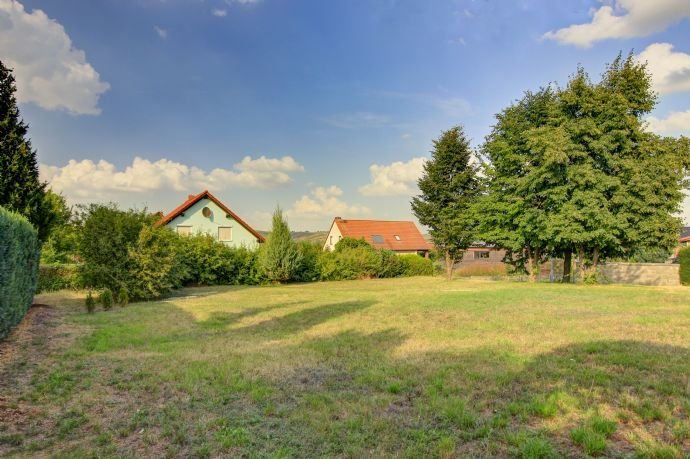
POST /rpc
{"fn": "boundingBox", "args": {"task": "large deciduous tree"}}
[0,60,55,241]
[481,53,689,281]
[412,126,482,280]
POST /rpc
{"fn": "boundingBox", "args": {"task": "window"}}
[474,251,490,259]
[394,235,401,241]
[177,226,192,237]
[372,235,384,244]
[330,235,333,245]
[218,227,232,242]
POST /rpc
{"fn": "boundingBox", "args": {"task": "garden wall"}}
[599,262,680,286]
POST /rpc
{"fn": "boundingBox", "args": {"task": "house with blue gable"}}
[157,190,265,249]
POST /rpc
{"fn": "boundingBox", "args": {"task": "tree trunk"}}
[445,250,455,281]
[562,250,572,283]
[592,247,600,268]
[529,247,540,283]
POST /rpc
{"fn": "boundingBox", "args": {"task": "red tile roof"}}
[332,218,431,252]
[156,190,265,242]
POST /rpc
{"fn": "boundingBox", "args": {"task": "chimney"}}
[187,194,195,200]
[335,216,342,220]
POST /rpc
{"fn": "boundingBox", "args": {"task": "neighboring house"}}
[157,190,265,249]
[323,217,431,256]
[673,227,690,261]
[457,243,507,266]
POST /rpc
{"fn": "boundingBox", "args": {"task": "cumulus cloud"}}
[542,0,690,48]
[359,157,426,197]
[0,0,110,115]
[288,186,371,219]
[41,155,304,199]
[646,109,690,136]
[637,43,690,95]
[212,9,227,17]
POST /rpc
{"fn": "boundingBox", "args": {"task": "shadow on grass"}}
[261,336,690,457]
[231,300,377,338]
[197,301,310,329]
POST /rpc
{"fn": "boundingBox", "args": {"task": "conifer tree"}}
[0,60,53,241]
[258,207,302,282]
[412,126,482,280]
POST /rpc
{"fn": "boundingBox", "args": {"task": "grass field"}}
[1,277,689,457]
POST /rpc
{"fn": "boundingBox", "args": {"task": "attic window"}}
[372,235,384,244]
[394,235,401,241]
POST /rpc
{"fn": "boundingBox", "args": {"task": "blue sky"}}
[3,0,690,230]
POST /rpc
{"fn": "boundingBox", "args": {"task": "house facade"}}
[323,217,431,256]
[157,190,265,249]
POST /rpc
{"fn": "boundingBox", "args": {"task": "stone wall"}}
[599,263,680,286]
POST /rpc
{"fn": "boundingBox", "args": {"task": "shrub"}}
[0,207,40,339]
[117,287,129,306]
[334,237,371,252]
[293,242,322,282]
[679,247,690,286]
[399,255,435,276]
[179,235,259,286]
[319,245,380,280]
[37,264,80,293]
[127,226,188,300]
[375,250,405,278]
[78,204,155,292]
[319,243,406,281]
[85,291,96,314]
[100,288,113,310]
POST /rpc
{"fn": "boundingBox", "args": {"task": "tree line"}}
[413,53,690,281]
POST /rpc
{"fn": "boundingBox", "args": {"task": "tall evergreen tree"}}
[0,60,53,241]
[412,126,482,280]
[258,207,302,283]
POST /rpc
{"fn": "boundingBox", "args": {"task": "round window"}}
[202,207,212,218]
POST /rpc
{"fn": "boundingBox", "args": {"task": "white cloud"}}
[154,25,168,39]
[646,109,690,136]
[542,0,690,48]
[359,157,426,197]
[322,112,391,129]
[637,43,690,95]
[448,37,466,46]
[212,8,227,17]
[288,185,371,219]
[0,0,110,115]
[41,155,304,199]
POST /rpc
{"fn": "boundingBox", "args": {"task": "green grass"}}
[1,277,689,457]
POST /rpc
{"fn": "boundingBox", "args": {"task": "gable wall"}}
[165,197,260,249]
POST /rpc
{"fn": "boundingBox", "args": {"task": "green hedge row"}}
[679,247,690,286]
[37,264,80,293]
[0,206,40,339]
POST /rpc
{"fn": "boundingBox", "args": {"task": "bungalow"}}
[323,217,432,256]
[157,190,265,249]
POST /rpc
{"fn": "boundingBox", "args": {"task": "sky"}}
[1,0,690,231]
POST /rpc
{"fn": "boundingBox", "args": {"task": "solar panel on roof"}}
[372,235,384,244]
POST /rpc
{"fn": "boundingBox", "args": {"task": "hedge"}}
[679,246,690,286]
[0,206,40,339]
[399,255,435,276]
[37,264,80,293]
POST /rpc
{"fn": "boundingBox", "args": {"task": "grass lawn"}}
[1,277,689,457]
